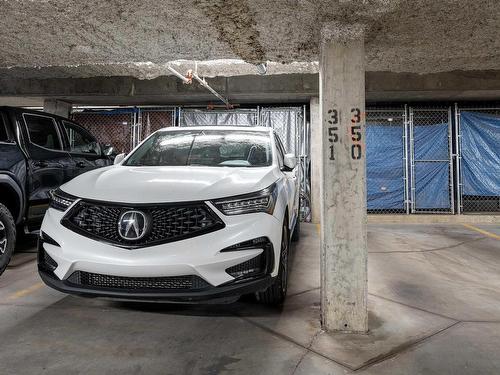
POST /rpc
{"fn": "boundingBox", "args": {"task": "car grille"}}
[62,201,224,248]
[66,271,211,291]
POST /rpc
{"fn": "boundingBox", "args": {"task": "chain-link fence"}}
[409,107,454,213]
[72,107,176,153]
[366,108,409,214]
[139,108,176,142]
[456,105,500,213]
[71,109,135,153]
[179,108,258,126]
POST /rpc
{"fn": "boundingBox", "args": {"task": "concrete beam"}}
[320,24,368,333]
[43,99,72,118]
[1,70,500,107]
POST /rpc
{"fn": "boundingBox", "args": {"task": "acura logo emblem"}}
[118,211,148,240]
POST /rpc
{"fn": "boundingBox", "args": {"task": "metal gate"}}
[366,107,409,214]
[409,107,454,213]
[455,105,500,213]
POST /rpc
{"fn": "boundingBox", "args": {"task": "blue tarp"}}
[413,123,451,209]
[460,112,500,196]
[366,125,404,210]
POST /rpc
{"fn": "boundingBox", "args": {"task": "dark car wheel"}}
[0,203,16,276]
[257,221,289,306]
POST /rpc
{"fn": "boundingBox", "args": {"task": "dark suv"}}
[0,106,113,275]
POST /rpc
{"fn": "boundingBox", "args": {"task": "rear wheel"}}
[0,203,16,276]
[257,221,289,305]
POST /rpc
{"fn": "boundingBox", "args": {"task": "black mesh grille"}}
[66,271,211,291]
[62,201,224,248]
[43,252,58,271]
[226,253,267,279]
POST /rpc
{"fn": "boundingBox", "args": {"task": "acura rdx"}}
[38,127,300,305]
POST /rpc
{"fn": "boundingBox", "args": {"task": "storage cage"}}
[455,105,500,214]
[365,107,409,214]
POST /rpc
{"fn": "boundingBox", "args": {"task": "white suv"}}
[38,127,300,305]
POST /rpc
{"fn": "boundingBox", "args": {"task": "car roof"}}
[156,126,272,133]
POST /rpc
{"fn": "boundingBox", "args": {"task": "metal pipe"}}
[191,71,231,107]
[167,66,191,84]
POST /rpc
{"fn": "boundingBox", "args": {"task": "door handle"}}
[76,161,86,168]
[34,160,48,168]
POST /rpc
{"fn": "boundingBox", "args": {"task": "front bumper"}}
[38,203,282,301]
[39,268,274,303]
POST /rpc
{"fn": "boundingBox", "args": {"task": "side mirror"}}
[283,153,297,171]
[114,153,126,165]
[102,144,117,157]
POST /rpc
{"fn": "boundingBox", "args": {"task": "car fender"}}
[0,173,25,224]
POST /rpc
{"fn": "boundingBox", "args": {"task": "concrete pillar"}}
[310,97,321,224]
[319,23,368,333]
[43,99,72,118]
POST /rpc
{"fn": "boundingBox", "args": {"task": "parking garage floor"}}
[1,222,499,374]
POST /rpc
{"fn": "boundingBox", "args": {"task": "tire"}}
[257,221,289,306]
[291,218,300,242]
[0,203,16,276]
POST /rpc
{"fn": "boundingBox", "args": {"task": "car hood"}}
[61,165,280,203]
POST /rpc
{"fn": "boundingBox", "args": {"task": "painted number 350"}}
[350,108,362,160]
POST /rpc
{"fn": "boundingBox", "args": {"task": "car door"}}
[21,112,73,227]
[275,134,299,225]
[60,120,110,177]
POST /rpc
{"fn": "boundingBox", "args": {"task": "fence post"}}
[448,107,455,214]
[454,103,461,214]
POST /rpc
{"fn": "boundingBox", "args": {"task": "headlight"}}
[213,183,278,216]
[49,188,77,211]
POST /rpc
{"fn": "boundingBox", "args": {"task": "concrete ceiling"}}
[0,0,499,80]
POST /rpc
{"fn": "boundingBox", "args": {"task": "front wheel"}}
[0,203,16,276]
[257,221,289,305]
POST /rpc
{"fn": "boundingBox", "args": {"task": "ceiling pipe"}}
[189,70,232,108]
[167,66,191,84]
[167,65,231,108]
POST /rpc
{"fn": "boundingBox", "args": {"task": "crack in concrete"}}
[353,320,462,372]
[368,237,486,254]
[291,329,323,374]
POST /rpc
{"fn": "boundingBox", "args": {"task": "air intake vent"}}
[67,271,211,291]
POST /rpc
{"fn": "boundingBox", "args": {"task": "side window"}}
[0,114,9,142]
[274,134,284,167]
[24,114,62,150]
[62,121,100,155]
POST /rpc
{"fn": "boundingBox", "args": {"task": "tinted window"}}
[62,121,100,154]
[125,130,272,167]
[24,114,62,150]
[0,114,8,142]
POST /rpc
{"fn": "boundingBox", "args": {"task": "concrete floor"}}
[1,223,499,374]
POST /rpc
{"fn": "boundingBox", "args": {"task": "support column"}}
[43,99,72,118]
[319,23,368,333]
[310,97,322,224]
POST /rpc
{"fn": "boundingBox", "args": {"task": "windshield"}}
[124,130,272,167]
